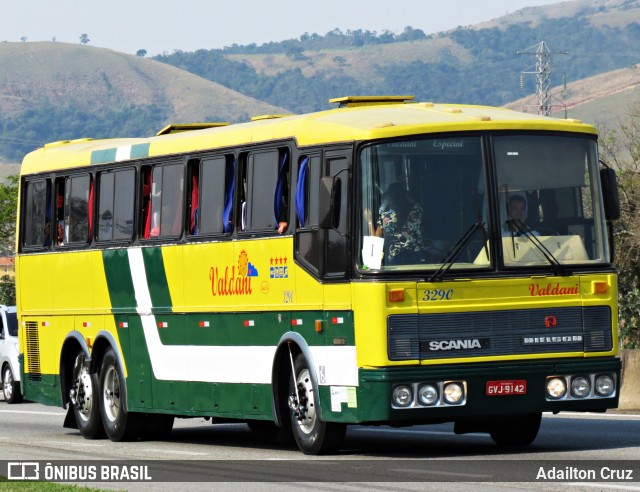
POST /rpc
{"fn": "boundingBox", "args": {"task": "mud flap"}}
[63,405,78,429]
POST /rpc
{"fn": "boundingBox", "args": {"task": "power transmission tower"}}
[518,41,568,116]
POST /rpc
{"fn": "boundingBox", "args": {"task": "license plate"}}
[486,380,527,396]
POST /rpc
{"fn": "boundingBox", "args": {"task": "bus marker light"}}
[389,289,405,302]
[243,320,254,327]
[595,374,615,397]
[570,376,591,398]
[118,322,128,328]
[331,317,344,324]
[41,322,50,327]
[82,322,91,328]
[315,320,323,333]
[291,319,303,326]
[199,321,210,328]
[593,281,608,294]
[157,321,168,328]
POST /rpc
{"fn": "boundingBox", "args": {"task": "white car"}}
[0,306,22,403]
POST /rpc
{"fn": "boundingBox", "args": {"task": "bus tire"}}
[489,412,541,446]
[289,353,345,455]
[69,354,104,438]
[2,364,23,404]
[98,347,142,441]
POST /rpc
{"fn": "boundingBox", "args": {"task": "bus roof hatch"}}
[329,95,415,108]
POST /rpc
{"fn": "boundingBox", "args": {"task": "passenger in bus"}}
[365,183,424,263]
[503,194,538,236]
[43,221,52,247]
[56,220,65,245]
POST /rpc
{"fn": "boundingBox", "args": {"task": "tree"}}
[0,275,15,306]
[599,106,640,348]
[136,49,147,57]
[0,175,18,257]
[79,33,90,45]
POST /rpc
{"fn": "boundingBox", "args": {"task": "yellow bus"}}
[16,96,621,454]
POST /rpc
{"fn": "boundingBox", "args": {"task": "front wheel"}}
[2,365,22,404]
[489,412,541,446]
[288,353,345,455]
[99,348,142,441]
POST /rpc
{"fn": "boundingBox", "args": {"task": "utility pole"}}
[518,41,568,116]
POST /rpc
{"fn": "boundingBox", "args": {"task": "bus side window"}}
[295,154,321,274]
[275,149,290,234]
[22,179,50,249]
[141,166,152,239]
[97,168,135,242]
[141,162,184,239]
[54,174,91,246]
[187,159,200,235]
[55,178,65,245]
[242,148,288,233]
[194,155,235,235]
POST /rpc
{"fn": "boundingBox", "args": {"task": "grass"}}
[0,476,119,492]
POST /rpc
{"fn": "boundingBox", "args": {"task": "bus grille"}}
[24,321,42,381]
[388,306,612,361]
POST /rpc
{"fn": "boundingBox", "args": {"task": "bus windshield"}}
[358,133,608,272]
[494,134,608,268]
[359,136,489,271]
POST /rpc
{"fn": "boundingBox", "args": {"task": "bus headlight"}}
[594,374,615,397]
[443,382,464,405]
[417,384,439,406]
[546,377,567,399]
[392,385,413,407]
[570,376,591,398]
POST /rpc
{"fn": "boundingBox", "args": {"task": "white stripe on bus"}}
[126,248,358,386]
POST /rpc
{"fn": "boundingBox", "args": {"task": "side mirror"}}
[319,176,342,229]
[600,167,620,221]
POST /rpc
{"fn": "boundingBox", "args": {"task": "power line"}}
[518,41,568,116]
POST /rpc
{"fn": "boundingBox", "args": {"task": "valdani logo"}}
[210,250,258,297]
[529,282,579,297]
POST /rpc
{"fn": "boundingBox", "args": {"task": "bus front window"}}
[359,136,489,272]
[494,135,608,267]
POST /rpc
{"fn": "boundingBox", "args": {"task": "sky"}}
[0,0,567,56]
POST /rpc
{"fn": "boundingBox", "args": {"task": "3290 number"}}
[422,288,454,301]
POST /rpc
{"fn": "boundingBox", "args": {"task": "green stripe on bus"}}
[142,247,173,312]
[131,143,150,159]
[102,249,137,311]
[91,148,117,164]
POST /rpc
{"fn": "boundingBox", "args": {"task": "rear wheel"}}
[2,365,22,404]
[288,353,345,455]
[489,412,541,446]
[99,348,142,441]
[69,354,104,438]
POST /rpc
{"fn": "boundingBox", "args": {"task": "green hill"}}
[3,0,640,165]
[0,42,288,164]
[506,63,640,132]
[156,0,640,114]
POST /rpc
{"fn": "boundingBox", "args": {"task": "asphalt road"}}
[0,400,639,491]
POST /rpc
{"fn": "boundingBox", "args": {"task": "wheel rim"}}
[3,368,13,400]
[102,365,120,423]
[295,368,316,435]
[71,366,93,422]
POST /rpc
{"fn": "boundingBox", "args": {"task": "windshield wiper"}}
[428,221,485,282]
[509,219,565,276]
